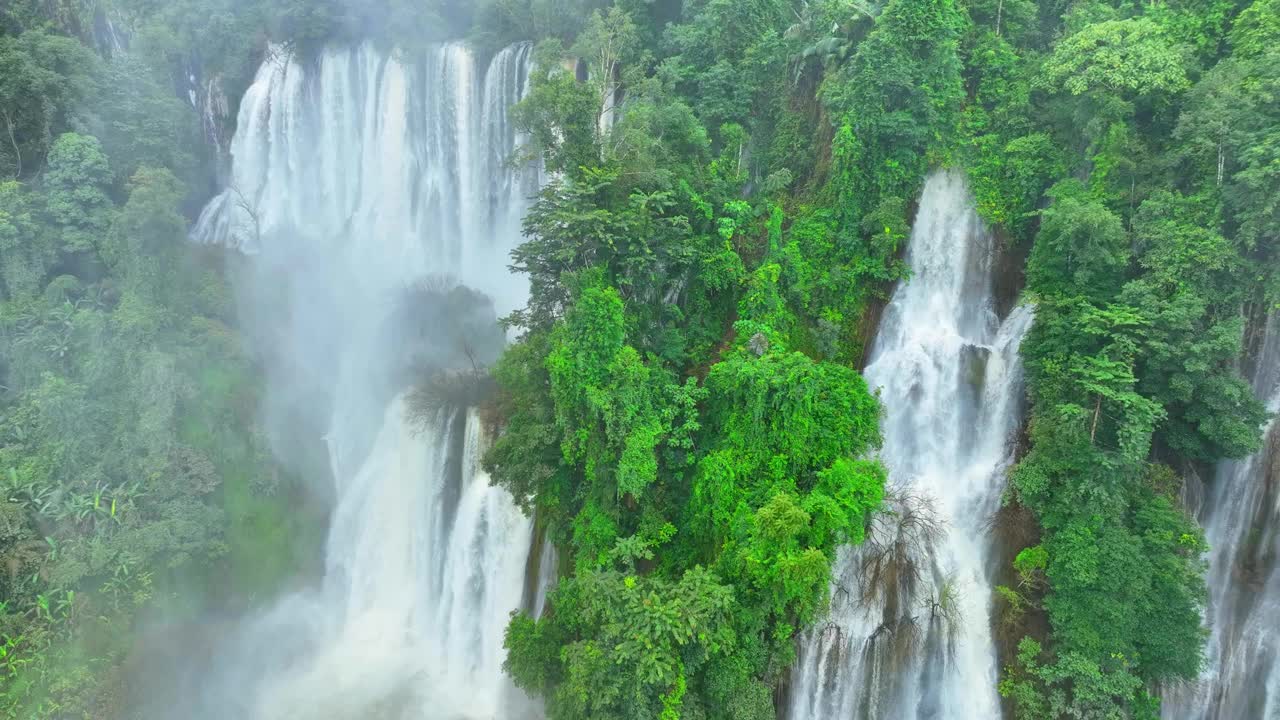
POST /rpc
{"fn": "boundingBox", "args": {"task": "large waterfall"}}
[1164,315,1280,719]
[789,170,1032,720]
[177,42,545,719]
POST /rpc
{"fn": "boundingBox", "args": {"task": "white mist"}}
[188,42,544,720]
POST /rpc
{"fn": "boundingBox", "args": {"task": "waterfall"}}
[92,7,128,57]
[1164,314,1280,719]
[789,169,1033,720]
[178,42,546,720]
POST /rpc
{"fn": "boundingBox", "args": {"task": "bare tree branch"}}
[228,183,262,248]
[2,109,22,179]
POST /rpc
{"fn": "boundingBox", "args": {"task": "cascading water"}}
[172,42,546,720]
[1164,315,1280,719]
[789,169,1033,720]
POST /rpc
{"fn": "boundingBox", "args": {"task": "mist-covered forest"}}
[0,0,1277,718]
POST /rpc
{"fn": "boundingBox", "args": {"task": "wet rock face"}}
[180,59,235,186]
[92,6,129,58]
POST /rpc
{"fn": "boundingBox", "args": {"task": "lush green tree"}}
[1039,19,1190,99]
[1003,21,1264,702]
[663,0,792,137]
[1120,191,1265,460]
[572,6,643,135]
[507,566,735,720]
[1025,180,1129,298]
[471,0,609,50]
[41,132,114,257]
[0,19,310,716]
[513,41,603,177]
[1171,0,1280,299]
[0,30,98,178]
[545,274,696,506]
[0,181,53,299]
[821,0,969,221]
[91,56,199,186]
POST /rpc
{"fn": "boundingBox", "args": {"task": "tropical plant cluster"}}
[0,3,323,716]
[482,1,1277,718]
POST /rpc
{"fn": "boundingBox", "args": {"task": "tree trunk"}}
[3,111,21,179]
[1091,396,1101,442]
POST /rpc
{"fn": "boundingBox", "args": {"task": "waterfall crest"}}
[179,42,544,720]
[1165,314,1280,719]
[789,169,1032,720]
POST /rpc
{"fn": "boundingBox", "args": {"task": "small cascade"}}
[531,536,559,619]
[1164,314,1280,719]
[177,41,543,720]
[429,409,536,712]
[92,6,128,57]
[789,169,1033,720]
[180,60,232,182]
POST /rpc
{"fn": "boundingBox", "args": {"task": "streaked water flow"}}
[790,169,1032,720]
[1164,313,1280,720]
[183,42,545,720]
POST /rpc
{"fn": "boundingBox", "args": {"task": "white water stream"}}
[790,169,1032,720]
[1165,314,1280,719]
[184,42,545,719]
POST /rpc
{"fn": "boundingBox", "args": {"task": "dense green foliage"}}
[990,1,1277,716]
[491,46,890,712]
[485,2,923,718]
[0,4,320,716]
[483,0,1276,718]
[481,9,906,717]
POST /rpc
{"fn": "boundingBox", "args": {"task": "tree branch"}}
[229,183,262,247]
[2,109,21,179]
